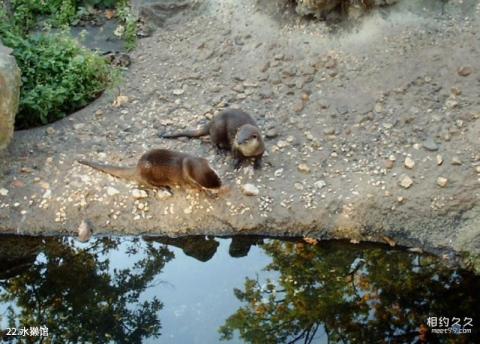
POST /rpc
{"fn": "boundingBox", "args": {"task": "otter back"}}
[78,149,222,190]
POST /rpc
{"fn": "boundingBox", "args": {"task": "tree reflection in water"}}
[219,240,480,344]
[1,236,478,343]
[0,236,174,344]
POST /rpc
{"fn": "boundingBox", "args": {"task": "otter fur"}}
[77,149,222,190]
[162,109,265,169]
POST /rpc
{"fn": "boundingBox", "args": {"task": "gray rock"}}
[0,43,21,150]
[266,128,278,139]
[77,220,93,243]
[423,137,439,151]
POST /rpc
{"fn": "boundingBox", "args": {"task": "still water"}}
[0,235,479,343]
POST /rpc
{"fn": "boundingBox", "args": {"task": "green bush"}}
[7,0,125,31]
[0,1,126,129]
[1,30,113,129]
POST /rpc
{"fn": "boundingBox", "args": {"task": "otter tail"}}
[161,125,209,139]
[77,160,137,181]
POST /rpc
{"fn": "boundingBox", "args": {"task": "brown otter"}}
[77,149,222,191]
[162,109,265,169]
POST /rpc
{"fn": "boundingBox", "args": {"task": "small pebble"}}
[46,127,56,135]
[384,159,394,169]
[436,155,444,166]
[437,177,448,188]
[404,157,415,169]
[399,175,413,189]
[422,137,438,151]
[451,157,462,165]
[106,187,120,196]
[241,183,259,196]
[314,180,326,189]
[0,188,8,196]
[157,189,172,200]
[266,129,278,138]
[323,127,335,135]
[78,220,93,243]
[297,164,311,173]
[132,189,148,199]
[294,183,304,191]
[172,89,185,95]
[457,66,473,77]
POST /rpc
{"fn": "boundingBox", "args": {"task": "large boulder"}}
[0,42,21,150]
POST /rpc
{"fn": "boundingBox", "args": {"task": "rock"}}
[314,180,326,189]
[445,98,458,109]
[422,137,439,151]
[112,95,129,107]
[172,89,184,96]
[384,159,394,169]
[232,84,244,93]
[132,188,148,199]
[277,140,289,149]
[294,182,304,191]
[436,155,444,166]
[297,163,311,173]
[42,189,52,199]
[157,189,172,200]
[437,177,448,188]
[266,128,278,139]
[374,103,384,113]
[404,157,415,169]
[293,100,304,113]
[323,127,335,135]
[113,24,125,37]
[399,175,413,189]
[451,157,462,165]
[457,66,473,77]
[106,186,120,196]
[241,183,259,196]
[0,188,8,196]
[274,168,284,177]
[73,123,86,131]
[476,166,480,174]
[46,127,56,136]
[77,220,93,243]
[0,43,21,151]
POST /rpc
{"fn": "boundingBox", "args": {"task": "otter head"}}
[234,124,265,157]
[183,158,222,189]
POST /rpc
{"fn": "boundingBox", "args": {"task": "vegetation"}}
[219,240,480,343]
[0,0,137,129]
[0,236,173,343]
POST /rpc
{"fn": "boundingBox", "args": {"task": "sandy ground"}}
[1,0,479,267]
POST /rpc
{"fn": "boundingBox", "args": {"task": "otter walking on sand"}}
[162,109,265,169]
[77,149,222,191]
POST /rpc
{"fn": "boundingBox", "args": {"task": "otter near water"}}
[162,109,265,169]
[77,149,222,191]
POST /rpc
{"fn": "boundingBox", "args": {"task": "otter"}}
[162,109,265,169]
[77,149,222,191]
